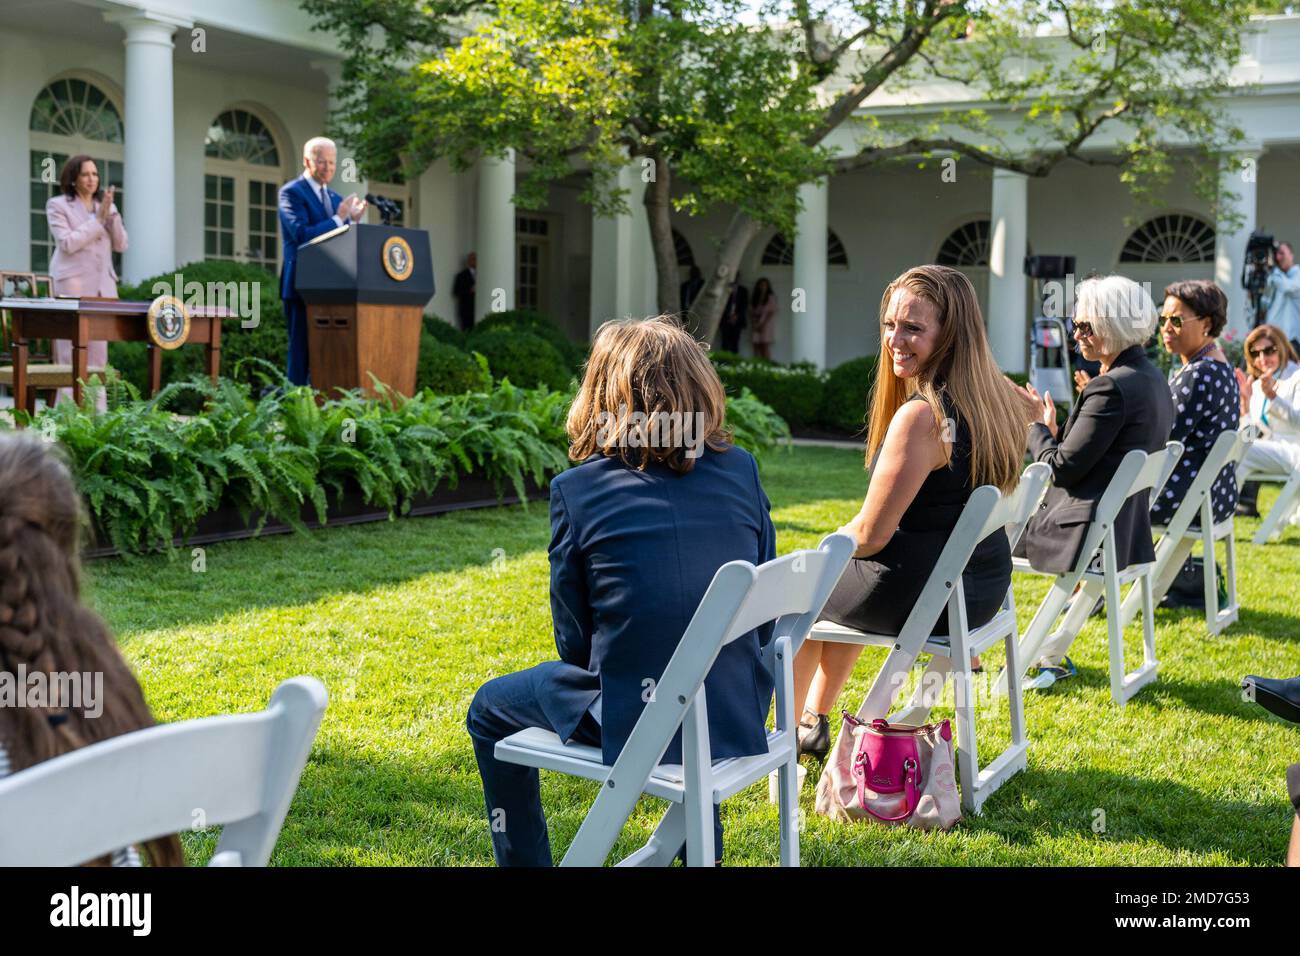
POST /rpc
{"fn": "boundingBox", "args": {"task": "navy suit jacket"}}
[278,175,343,301]
[539,445,777,766]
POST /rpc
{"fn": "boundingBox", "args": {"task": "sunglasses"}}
[1249,345,1278,360]
[1073,321,1095,338]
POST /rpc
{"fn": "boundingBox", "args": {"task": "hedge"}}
[471,309,588,372]
[469,327,573,391]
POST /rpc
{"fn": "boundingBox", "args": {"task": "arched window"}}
[936,219,990,267]
[205,109,280,166]
[203,108,285,271]
[760,229,848,266]
[1120,214,1215,263]
[28,76,125,273]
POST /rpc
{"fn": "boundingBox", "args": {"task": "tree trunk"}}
[643,152,679,316]
[689,211,760,345]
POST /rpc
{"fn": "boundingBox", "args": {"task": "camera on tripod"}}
[1242,231,1276,327]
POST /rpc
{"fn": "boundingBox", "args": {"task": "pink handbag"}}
[815,713,961,830]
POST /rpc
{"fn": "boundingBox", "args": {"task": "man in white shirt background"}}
[277,136,367,386]
[1264,240,1300,355]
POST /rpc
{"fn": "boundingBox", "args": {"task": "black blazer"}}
[1020,344,1174,575]
[537,446,776,766]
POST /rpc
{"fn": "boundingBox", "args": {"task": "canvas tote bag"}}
[815,712,961,830]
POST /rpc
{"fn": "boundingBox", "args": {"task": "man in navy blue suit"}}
[277,137,367,386]
[466,316,776,866]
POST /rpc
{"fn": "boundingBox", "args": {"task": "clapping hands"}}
[339,194,368,224]
[1006,377,1058,437]
[1235,367,1253,414]
[96,186,115,223]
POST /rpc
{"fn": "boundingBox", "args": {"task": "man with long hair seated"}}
[466,315,776,866]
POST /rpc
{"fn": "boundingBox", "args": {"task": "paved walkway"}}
[789,436,863,450]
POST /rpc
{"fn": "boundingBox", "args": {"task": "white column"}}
[988,169,1029,373]
[476,149,515,317]
[108,10,191,284]
[589,162,656,335]
[792,178,829,368]
[1216,147,1261,336]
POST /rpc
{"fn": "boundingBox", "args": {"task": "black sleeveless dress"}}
[819,395,1011,637]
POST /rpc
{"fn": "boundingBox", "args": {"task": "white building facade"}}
[2,1,1299,373]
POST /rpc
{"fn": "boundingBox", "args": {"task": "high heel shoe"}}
[797,710,831,759]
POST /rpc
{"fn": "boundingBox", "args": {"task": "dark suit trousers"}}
[466,663,723,866]
[284,295,310,387]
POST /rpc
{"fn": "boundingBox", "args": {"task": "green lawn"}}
[85,445,1300,866]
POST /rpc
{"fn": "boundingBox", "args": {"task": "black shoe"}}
[1234,502,1261,518]
[797,711,831,759]
[1242,675,1300,724]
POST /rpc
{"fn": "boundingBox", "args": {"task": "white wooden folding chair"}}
[808,463,1052,813]
[1238,426,1300,544]
[1001,442,1182,707]
[1117,427,1252,635]
[0,676,327,866]
[494,533,855,867]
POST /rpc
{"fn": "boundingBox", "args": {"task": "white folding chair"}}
[0,676,327,866]
[1238,425,1300,544]
[1001,442,1182,706]
[494,533,855,867]
[1118,427,1252,635]
[809,463,1052,813]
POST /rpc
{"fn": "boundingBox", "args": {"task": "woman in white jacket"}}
[45,155,128,413]
[1235,324,1300,520]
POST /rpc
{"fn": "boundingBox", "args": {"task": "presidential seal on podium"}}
[382,235,414,282]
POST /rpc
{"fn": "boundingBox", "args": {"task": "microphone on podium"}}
[365,194,400,225]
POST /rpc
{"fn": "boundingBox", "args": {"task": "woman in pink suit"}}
[45,155,128,412]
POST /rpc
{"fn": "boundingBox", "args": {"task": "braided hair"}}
[0,433,184,866]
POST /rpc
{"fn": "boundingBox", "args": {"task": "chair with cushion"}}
[0,272,106,414]
[494,533,855,867]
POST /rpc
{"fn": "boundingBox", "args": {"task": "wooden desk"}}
[1,297,229,419]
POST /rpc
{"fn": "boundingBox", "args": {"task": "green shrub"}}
[715,360,825,431]
[416,333,491,395]
[818,356,877,436]
[424,314,467,350]
[726,387,791,465]
[471,308,586,371]
[470,327,572,391]
[111,259,288,399]
[709,349,744,366]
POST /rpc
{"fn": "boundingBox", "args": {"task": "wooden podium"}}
[295,223,434,399]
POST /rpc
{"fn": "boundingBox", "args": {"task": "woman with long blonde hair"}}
[792,265,1025,757]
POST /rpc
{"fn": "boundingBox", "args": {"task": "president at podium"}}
[278,136,367,386]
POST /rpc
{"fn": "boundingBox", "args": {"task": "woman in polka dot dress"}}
[1074,280,1239,526]
[1151,280,1239,525]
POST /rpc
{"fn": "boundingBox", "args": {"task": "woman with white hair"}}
[1008,275,1175,680]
